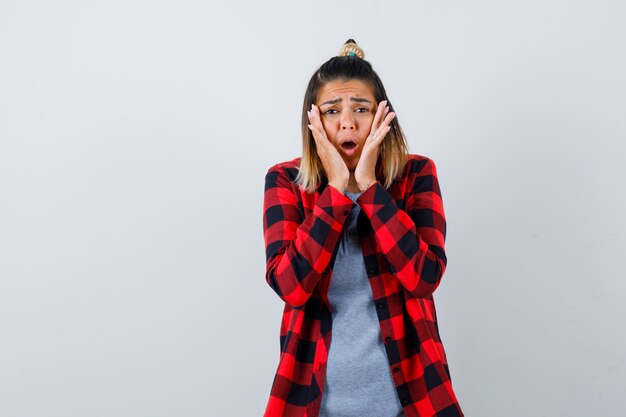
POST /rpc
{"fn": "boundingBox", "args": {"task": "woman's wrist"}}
[358,179,377,193]
[329,181,348,194]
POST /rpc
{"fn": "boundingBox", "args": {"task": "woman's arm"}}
[356,157,447,299]
[262,164,354,306]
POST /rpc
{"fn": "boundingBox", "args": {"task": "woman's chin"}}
[342,156,360,171]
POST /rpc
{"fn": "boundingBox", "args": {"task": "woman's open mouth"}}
[339,140,358,156]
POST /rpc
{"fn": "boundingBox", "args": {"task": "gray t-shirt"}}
[318,191,406,417]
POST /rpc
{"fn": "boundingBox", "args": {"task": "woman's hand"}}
[307,104,350,192]
[354,100,395,190]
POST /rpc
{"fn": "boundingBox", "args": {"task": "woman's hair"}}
[294,39,409,193]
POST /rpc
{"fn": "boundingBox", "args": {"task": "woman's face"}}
[316,79,377,171]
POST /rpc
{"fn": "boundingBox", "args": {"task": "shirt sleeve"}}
[356,158,447,298]
[262,165,355,306]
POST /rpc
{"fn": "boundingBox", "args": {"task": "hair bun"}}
[338,39,365,59]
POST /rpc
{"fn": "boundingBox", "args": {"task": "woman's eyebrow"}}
[320,97,373,106]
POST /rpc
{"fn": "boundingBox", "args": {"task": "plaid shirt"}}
[262,154,464,417]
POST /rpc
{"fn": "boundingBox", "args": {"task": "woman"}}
[262,39,464,417]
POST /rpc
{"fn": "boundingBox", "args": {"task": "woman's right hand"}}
[307,104,350,193]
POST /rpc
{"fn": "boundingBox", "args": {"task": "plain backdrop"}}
[1,1,625,416]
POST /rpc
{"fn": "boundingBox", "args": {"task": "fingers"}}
[306,104,349,184]
[371,100,395,137]
[307,104,339,164]
[371,100,387,133]
[365,103,394,149]
[307,104,327,142]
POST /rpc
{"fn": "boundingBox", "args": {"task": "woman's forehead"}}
[318,79,375,101]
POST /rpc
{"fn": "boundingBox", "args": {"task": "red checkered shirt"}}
[262,154,464,417]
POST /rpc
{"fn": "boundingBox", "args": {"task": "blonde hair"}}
[294,40,409,193]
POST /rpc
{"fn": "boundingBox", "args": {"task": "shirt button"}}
[385,336,392,342]
[367,268,375,274]
[401,398,409,405]
[349,230,356,236]
[393,367,400,373]
[376,302,384,309]
[343,209,349,215]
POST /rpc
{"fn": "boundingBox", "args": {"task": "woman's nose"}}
[340,112,355,130]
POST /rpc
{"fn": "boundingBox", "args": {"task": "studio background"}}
[1,1,624,416]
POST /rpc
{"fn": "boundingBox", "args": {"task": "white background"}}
[1,1,625,416]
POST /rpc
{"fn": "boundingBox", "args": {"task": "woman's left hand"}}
[354,100,396,190]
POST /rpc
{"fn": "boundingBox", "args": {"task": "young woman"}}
[262,39,464,417]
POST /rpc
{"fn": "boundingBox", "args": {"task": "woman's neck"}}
[346,173,360,193]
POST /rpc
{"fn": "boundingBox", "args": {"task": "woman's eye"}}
[323,108,368,115]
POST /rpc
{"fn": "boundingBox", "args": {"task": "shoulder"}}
[264,157,302,188]
[401,153,439,179]
[266,157,301,174]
